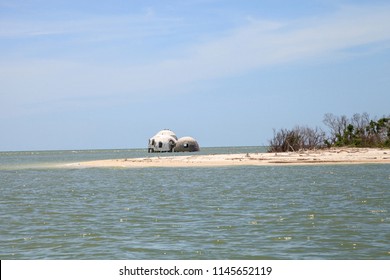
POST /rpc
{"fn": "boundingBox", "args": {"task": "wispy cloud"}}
[108,4,390,92]
[0,11,182,40]
[165,4,390,78]
[1,4,390,117]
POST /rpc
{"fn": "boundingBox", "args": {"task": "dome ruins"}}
[148,129,200,153]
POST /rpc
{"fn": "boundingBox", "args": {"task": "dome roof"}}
[177,136,197,142]
[175,136,200,152]
[155,129,178,140]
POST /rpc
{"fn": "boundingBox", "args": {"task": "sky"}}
[1,0,390,151]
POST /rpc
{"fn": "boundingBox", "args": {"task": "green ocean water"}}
[1,147,389,259]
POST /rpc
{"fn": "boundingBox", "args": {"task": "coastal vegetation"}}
[268,113,390,152]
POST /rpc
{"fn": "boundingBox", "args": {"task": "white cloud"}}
[175,4,390,77]
[112,4,390,90]
[0,9,182,41]
[1,4,390,117]
[113,4,390,91]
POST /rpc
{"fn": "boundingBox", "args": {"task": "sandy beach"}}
[63,148,390,168]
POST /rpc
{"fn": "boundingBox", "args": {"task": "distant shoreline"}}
[62,147,390,168]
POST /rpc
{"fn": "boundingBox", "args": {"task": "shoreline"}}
[62,148,390,168]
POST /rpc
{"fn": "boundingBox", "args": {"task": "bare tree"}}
[323,113,348,145]
[269,113,390,152]
[268,126,325,152]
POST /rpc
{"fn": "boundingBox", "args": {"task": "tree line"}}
[268,113,390,152]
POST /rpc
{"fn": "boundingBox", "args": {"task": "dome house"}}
[147,130,199,153]
[148,129,177,153]
[174,136,200,152]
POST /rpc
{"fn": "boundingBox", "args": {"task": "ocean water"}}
[1,147,389,259]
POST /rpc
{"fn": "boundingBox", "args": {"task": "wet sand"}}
[63,148,390,168]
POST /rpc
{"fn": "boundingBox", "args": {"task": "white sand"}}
[63,148,390,168]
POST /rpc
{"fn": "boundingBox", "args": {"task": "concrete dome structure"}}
[174,136,200,152]
[147,130,200,153]
[148,129,177,153]
[155,129,178,140]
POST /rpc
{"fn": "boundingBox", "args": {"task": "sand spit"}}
[63,148,390,168]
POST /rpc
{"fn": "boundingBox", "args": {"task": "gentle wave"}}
[1,149,389,259]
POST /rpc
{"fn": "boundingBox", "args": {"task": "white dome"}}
[155,129,178,140]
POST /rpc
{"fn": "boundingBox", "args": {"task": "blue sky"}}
[1,0,390,151]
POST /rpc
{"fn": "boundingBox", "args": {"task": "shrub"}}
[268,113,390,152]
[268,126,325,152]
